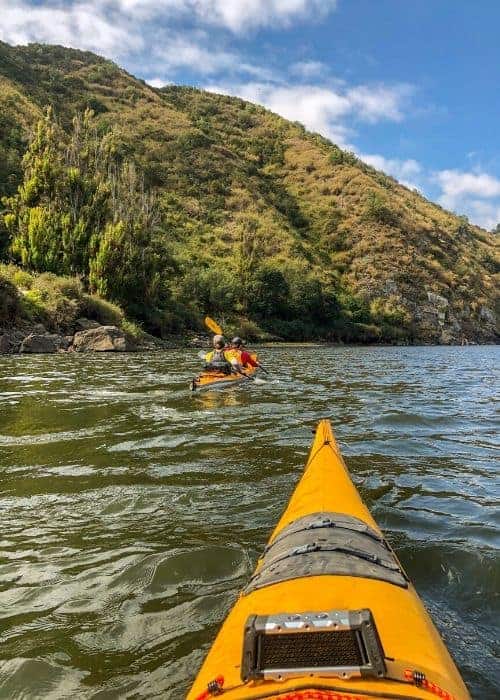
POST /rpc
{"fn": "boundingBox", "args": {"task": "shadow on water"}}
[0,346,498,698]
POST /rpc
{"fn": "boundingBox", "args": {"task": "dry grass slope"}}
[0,41,498,343]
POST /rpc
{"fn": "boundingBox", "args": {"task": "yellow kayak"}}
[187,420,470,700]
[190,367,258,392]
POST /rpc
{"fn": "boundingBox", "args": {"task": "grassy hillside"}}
[0,41,498,343]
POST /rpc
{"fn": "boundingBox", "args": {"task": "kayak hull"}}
[190,368,257,392]
[187,420,470,700]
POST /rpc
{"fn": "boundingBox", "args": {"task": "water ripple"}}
[0,346,498,699]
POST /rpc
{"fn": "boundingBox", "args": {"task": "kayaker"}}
[227,337,260,370]
[204,335,234,374]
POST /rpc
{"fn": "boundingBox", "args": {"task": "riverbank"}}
[1,324,494,355]
[1,264,497,354]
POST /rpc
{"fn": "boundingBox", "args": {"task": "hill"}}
[0,41,498,344]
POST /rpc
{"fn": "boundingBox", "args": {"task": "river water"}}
[0,346,498,699]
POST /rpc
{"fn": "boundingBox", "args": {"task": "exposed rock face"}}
[73,325,132,352]
[426,291,449,309]
[480,306,496,325]
[408,288,498,344]
[20,333,67,353]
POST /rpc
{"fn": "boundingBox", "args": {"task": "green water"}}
[0,346,498,699]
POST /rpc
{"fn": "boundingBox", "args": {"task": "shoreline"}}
[1,327,496,356]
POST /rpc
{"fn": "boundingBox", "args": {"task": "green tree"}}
[4,108,113,275]
[89,163,174,317]
[234,217,264,311]
[251,265,290,318]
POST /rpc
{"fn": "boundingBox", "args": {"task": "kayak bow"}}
[187,420,470,700]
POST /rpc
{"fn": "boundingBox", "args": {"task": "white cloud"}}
[205,80,414,147]
[346,84,413,123]
[146,77,171,88]
[0,0,140,56]
[0,1,281,80]
[435,169,500,207]
[155,40,238,76]
[359,153,423,189]
[463,200,500,231]
[290,60,328,79]
[0,0,339,52]
[433,169,500,229]
[183,0,338,33]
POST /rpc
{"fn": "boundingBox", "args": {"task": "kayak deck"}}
[187,420,470,700]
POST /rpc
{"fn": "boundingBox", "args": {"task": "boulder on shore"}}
[20,333,67,354]
[73,325,132,352]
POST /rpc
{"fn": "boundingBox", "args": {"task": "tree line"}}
[1,108,408,341]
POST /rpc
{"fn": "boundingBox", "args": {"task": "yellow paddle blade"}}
[204,316,223,335]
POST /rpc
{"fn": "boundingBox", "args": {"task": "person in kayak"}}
[204,335,235,374]
[227,337,260,370]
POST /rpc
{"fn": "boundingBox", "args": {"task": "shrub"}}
[28,273,84,330]
[0,274,21,323]
[82,294,124,326]
[455,215,471,237]
[13,268,34,289]
[121,319,146,343]
[363,192,398,226]
[232,318,262,342]
[265,317,316,341]
[21,288,47,324]
[251,265,290,318]
[480,250,500,274]
[329,147,344,166]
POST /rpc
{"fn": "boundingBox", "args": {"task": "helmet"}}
[231,337,243,347]
[213,334,225,348]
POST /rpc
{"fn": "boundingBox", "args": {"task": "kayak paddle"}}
[204,316,223,335]
[203,316,268,375]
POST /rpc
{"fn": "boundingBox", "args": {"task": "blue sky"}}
[2,0,500,229]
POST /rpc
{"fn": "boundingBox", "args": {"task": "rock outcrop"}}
[72,325,132,352]
[20,333,69,353]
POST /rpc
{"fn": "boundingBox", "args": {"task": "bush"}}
[13,268,34,289]
[0,263,32,287]
[479,250,500,274]
[363,192,398,226]
[266,317,316,341]
[27,273,85,330]
[178,264,238,315]
[20,288,47,324]
[121,319,146,343]
[251,265,290,318]
[231,318,262,342]
[0,274,21,323]
[455,215,471,237]
[82,294,124,326]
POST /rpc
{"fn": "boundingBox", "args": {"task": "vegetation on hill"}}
[0,41,498,344]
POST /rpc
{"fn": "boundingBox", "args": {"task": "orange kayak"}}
[187,420,470,700]
[190,367,258,392]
